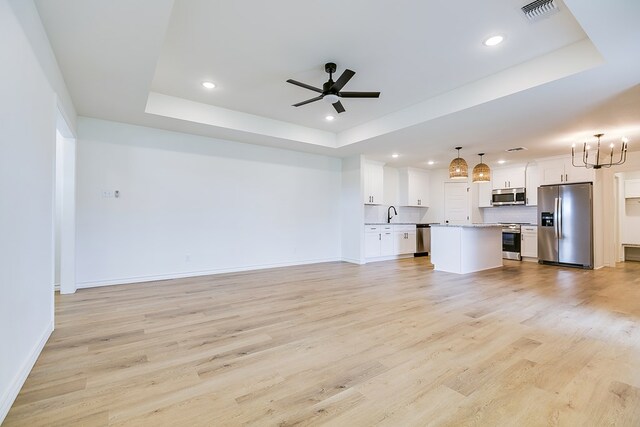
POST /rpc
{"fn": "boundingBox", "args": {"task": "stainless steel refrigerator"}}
[538,182,593,269]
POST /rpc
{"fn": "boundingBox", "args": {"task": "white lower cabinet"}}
[365,225,394,258]
[365,224,416,259]
[381,231,394,256]
[394,225,417,255]
[521,226,538,258]
[365,229,381,258]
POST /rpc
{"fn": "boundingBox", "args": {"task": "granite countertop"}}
[430,223,504,228]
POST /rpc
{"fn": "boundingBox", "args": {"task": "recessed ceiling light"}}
[484,35,504,47]
[427,161,435,165]
[202,81,216,89]
[392,153,399,158]
[498,160,506,164]
[325,115,335,121]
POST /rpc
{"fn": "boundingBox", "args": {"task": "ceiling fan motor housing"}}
[324,62,337,74]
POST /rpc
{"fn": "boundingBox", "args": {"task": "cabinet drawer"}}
[521,226,537,233]
[365,226,380,233]
[393,224,416,232]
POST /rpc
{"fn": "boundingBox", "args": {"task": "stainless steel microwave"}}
[491,188,526,206]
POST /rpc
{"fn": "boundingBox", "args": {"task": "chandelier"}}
[572,133,628,169]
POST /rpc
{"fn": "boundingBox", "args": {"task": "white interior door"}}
[444,182,469,224]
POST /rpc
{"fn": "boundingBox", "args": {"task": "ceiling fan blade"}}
[293,95,323,107]
[339,91,381,98]
[330,69,355,92]
[286,79,323,93]
[332,101,345,114]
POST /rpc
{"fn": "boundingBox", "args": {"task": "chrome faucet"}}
[387,206,398,223]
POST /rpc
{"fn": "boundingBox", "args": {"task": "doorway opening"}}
[54,108,76,294]
[614,171,640,263]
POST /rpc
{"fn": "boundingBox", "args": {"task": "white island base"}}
[431,224,503,274]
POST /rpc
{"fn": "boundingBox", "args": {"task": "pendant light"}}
[472,153,491,183]
[449,146,468,179]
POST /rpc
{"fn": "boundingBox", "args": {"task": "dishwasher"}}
[415,224,431,257]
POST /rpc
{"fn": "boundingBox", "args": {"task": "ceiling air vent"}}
[521,0,559,22]
[505,147,528,152]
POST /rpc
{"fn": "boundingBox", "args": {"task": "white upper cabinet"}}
[538,157,595,185]
[363,160,384,205]
[399,168,429,207]
[491,166,525,190]
[625,179,640,198]
[477,182,493,208]
[526,164,539,206]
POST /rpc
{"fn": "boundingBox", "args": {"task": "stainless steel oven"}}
[492,188,526,206]
[502,224,521,260]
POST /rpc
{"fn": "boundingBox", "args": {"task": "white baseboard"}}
[341,257,364,265]
[364,254,415,264]
[0,321,53,424]
[75,257,344,289]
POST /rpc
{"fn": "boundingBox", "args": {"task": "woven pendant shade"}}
[449,147,468,179]
[472,153,491,183]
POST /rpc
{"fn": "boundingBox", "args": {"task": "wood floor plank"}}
[5,258,640,426]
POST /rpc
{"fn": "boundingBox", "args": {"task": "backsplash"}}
[482,206,538,224]
[364,205,429,224]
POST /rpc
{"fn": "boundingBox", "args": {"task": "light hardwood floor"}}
[5,258,640,426]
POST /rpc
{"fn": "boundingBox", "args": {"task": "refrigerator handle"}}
[554,197,559,239]
[558,197,562,239]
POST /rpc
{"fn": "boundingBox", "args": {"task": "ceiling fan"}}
[286,62,380,114]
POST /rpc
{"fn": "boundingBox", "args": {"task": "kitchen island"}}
[430,224,503,274]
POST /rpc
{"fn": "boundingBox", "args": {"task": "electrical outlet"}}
[101,190,113,198]
[185,254,191,262]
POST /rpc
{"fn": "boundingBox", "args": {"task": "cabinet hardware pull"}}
[379,234,381,241]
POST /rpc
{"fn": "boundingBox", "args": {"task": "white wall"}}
[75,118,343,287]
[341,156,364,263]
[7,0,76,132]
[482,206,538,224]
[0,0,59,420]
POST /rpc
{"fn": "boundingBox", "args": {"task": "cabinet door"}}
[526,165,539,206]
[393,231,404,255]
[407,172,421,206]
[363,161,383,204]
[477,182,493,208]
[625,179,640,198]
[491,169,509,190]
[538,159,566,185]
[365,232,381,258]
[381,232,394,256]
[416,171,430,207]
[405,231,417,254]
[363,163,373,204]
[400,169,429,207]
[521,231,538,258]
[564,162,594,183]
[507,166,526,188]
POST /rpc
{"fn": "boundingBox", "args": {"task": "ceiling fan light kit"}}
[287,62,381,114]
[572,133,629,169]
[449,147,469,179]
[472,153,491,183]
